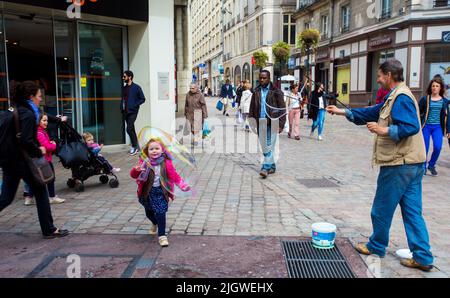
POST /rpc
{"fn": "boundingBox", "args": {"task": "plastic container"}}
[312,222,337,249]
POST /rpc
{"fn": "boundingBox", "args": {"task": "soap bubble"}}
[137,126,198,198]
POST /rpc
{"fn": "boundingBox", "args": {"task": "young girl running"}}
[130,138,190,247]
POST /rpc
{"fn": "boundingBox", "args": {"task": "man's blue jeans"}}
[259,123,278,171]
[367,164,434,266]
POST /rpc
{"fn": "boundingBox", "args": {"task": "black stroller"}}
[57,122,119,193]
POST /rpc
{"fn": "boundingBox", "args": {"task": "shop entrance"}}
[4,14,60,137]
[0,12,127,145]
[336,66,350,105]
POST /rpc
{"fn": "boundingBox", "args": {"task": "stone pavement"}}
[0,97,449,278]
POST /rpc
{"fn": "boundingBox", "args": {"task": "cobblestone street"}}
[1,98,449,278]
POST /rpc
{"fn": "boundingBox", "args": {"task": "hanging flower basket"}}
[297,28,321,55]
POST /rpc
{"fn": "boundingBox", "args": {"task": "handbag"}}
[216,99,224,111]
[203,120,211,137]
[12,108,55,186]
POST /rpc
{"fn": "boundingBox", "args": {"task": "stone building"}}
[293,0,450,107]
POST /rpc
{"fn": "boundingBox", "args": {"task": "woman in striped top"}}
[419,77,450,176]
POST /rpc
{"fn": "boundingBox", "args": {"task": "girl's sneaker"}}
[24,196,35,206]
[159,236,169,247]
[50,196,66,204]
[149,224,157,235]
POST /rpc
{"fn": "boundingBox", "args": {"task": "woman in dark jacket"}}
[419,77,450,176]
[308,83,328,141]
[0,81,69,238]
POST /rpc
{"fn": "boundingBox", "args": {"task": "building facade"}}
[0,0,191,146]
[293,0,450,107]
[223,0,297,88]
[191,0,223,96]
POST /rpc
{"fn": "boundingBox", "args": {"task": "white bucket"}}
[312,222,337,250]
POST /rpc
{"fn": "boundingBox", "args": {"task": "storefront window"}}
[79,23,125,145]
[54,20,78,130]
[425,44,450,91]
[4,14,56,115]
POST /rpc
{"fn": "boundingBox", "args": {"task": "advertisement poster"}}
[430,62,450,89]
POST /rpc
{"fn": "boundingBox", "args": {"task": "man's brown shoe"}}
[354,243,373,256]
[400,259,433,272]
[260,170,268,179]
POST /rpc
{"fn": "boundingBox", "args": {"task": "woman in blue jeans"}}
[419,77,450,176]
[309,83,328,141]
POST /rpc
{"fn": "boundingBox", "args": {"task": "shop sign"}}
[158,72,170,101]
[316,49,330,61]
[369,36,392,48]
[442,31,450,43]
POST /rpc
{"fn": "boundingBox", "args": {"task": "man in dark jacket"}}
[235,81,244,107]
[121,70,146,156]
[249,70,286,179]
[220,79,234,116]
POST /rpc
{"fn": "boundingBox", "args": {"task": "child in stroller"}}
[82,132,121,174]
[57,123,120,193]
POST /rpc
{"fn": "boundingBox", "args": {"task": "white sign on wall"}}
[430,63,450,88]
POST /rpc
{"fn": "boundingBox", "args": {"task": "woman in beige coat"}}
[185,84,208,145]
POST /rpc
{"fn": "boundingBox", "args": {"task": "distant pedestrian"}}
[419,77,450,176]
[376,86,390,105]
[327,59,434,272]
[249,70,286,179]
[236,81,244,108]
[130,138,190,247]
[309,83,328,141]
[286,83,303,141]
[121,70,146,156]
[240,80,252,131]
[220,79,234,117]
[185,84,208,146]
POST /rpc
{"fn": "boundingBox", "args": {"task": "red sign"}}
[251,56,255,65]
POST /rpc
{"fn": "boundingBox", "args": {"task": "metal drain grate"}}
[282,240,355,278]
[297,178,340,188]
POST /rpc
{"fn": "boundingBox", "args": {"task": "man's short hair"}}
[260,69,271,77]
[124,70,134,80]
[379,59,404,82]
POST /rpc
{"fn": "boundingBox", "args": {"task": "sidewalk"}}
[0,97,449,278]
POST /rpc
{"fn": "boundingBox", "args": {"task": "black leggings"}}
[0,162,57,235]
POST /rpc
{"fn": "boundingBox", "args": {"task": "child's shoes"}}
[159,236,169,247]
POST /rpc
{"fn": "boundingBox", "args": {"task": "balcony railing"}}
[433,0,450,8]
[298,0,320,11]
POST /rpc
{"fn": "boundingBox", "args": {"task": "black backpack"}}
[0,107,20,167]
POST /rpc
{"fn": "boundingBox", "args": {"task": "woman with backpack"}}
[0,81,69,239]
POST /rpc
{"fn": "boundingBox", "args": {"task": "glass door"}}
[0,12,8,112]
[54,20,78,129]
[78,23,125,145]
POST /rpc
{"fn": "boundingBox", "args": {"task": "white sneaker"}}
[310,131,314,137]
[318,136,323,141]
[49,196,66,204]
[112,168,121,173]
[24,197,35,206]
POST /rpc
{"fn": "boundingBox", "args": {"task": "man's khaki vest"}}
[373,83,426,167]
